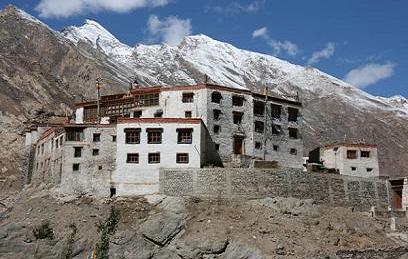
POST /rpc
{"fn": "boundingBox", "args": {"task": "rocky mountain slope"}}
[0,4,407,192]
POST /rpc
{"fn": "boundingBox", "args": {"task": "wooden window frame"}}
[147,128,163,144]
[125,128,141,144]
[182,92,194,103]
[347,150,357,159]
[93,133,101,142]
[176,153,189,164]
[361,151,370,158]
[148,152,160,164]
[177,128,193,144]
[126,153,139,163]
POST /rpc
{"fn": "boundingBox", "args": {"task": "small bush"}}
[33,221,54,240]
[61,223,77,259]
[94,207,120,259]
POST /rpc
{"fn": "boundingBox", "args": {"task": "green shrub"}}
[33,221,54,240]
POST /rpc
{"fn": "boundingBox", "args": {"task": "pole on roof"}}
[96,78,101,124]
[263,86,268,160]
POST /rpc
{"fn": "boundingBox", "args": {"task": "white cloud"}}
[147,15,192,46]
[252,26,268,39]
[36,0,169,18]
[307,42,335,64]
[344,62,396,88]
[206,0,265,15]
[252,26,299,56]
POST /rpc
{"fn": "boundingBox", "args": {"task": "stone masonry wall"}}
[160,168,390,210]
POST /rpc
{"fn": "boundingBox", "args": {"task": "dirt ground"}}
[1,187,408,258]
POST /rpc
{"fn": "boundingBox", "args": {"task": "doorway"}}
[233,137,244,155]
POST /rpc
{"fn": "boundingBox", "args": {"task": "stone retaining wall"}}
[159,168,390,210]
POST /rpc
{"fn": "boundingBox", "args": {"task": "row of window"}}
[212,122,299,139]
[253,142,298,155]
[126,153,189,164]
[125,128,193,144]
[346,150,371,159]
[351,166,374,172]
[36,135,64,156]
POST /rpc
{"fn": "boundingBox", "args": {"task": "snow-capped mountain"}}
[0,5,407,180]
[62,20,408,116]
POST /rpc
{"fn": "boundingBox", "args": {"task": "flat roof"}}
[117,117,203,124]
[75,83,301,108]
[323,142,378,149]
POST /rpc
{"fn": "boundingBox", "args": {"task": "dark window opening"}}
[254,101,265,116]
[125,128,141,144]
[214,125,221,134]
[154,109,163,118]
[361,151,370,158]
[112,135,117,142]
[211,91,222,103]
[351,167,357,171]
[176,153,189,164]
[213,109,221,120]
[98,165,103,170]
[66,128,84,142]
[93,133,101,142]
[110,187,116,198]
[148,153,160,164]
[133,110,142,118]
[366,168,373,172]
[177,128,193,144]
[255,121,264,133]
[272,124,282,135]
[215,143,220,151]
[233,111,244,124]
[271,104,282,119]
[255,142,262,149]
[92,149,99,156]
[273,145,279,151]
[288,107,299,122]
[288,128,298,139]
[347,150,357,159]
[147,128,163,144]
[72,163,80,172]
[127,153,139,163]
[185,111,192,118]
[74,147,82,158]
[290,148,297,155]
[232,95,245,106]
[182,92,194,103]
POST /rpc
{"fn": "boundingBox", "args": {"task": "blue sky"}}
[2,0,407,98]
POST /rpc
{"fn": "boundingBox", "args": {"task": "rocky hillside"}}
[0,4,407,192]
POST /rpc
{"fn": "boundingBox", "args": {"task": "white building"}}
[25,83,304,197]
[309,143,380,178]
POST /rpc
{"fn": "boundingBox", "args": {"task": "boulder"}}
[140,212,185,246]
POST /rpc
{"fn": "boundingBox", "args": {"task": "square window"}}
[182,93,194,103]
[148,153,160,164]
[133,110,142,118]
[361,151,370,158]
[74,147,82,158]
[255,121,264,133]
[185,111,192,118]
[288,108,299,122]
[232,95,245,106]
[351,167,357,171]
[92,149,99,156]
[125,128,141,144]
[126,153,139,163]
[271,104,282,119]
[211,92,222,103]
[366,168,373,172]
[147,129,163,144]
[255,142,262,149]
[213,109,221,120]
[288,128,298,139]
[290,148,297,155]
[112,135,117,142]
[93,133,101,142]
[176,153,189,164]
[233,112,244,124]
[73,163,80,171]
[273,145,279,151]
[215,143,220,151]
[254,101,265,116]
[98,165,102,170]
[347,150,357,159]
[272,124,282,135]
[177,128,193,144]
[214,125,221,134]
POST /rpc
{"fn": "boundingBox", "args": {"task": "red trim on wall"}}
[117,117,203,124]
